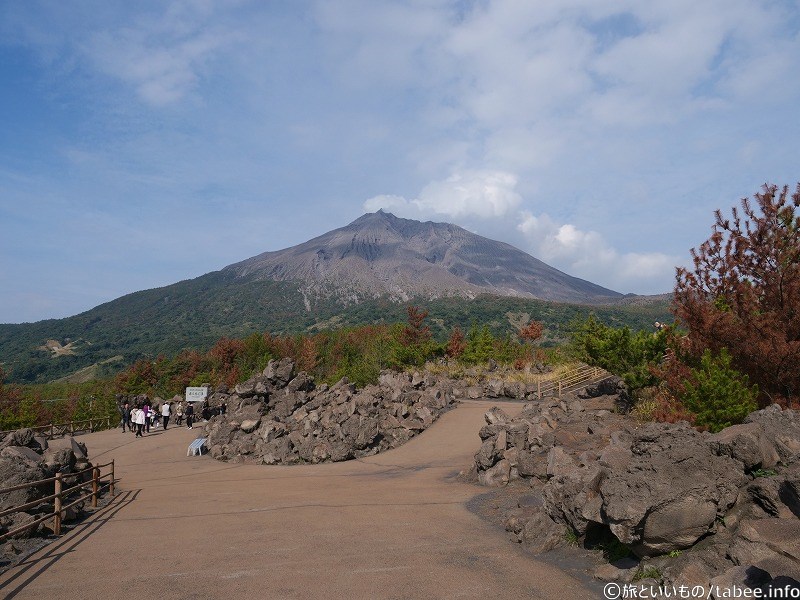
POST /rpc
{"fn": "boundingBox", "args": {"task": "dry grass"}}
[630,386,659,422]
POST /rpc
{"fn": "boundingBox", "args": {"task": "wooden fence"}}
[0,460,115,542]
[535,364,612,399]
[0,416,114,441]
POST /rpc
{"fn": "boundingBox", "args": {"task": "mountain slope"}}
[0,212,667,384]
[227,211,622,304]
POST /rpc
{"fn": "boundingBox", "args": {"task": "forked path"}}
[1,401,598,599]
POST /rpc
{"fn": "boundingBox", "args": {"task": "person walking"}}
[185,402,194,429]
[132,405,145,437]
[143,402,151,433]
[121,401,132,432]
[161,401,171,430]
[176,401,184,426]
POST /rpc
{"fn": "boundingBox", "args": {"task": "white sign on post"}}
[185,387,208,402]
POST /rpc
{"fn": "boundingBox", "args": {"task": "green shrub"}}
[567,315,668,390]
[680,348,758,432]
[633,566,662,582]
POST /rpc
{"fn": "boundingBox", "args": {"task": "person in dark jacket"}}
[121,401,132,432]
[185,402,194,429]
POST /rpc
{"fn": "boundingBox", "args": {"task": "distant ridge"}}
[227,211,623,304]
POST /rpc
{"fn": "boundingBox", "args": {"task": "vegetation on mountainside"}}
[0,282,671,384]
[0,367,118,431]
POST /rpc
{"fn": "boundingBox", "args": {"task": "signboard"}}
[185,387,208,402]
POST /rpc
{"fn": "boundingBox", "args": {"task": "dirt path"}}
[0,401,599,599]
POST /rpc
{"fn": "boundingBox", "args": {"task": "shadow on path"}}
[0,490,140,599]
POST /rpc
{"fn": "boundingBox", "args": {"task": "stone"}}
[708,422,780,470]
[478,459,511,487]
[709,566,772,599]
[264,357,295,386]
[234,380,257,398]
[1,446,44,469]
[745,405,800,464]
[484,407,511,425]
[516,450,548,479]
[70,438,88,461]
[638,495,718,554]
[3,512,38,540]
[519,509,566,554]
[546,446,578,478]
[287,372,315,393]
[240,419,261,434]
[466,387,483,400]
[475,440,498,470]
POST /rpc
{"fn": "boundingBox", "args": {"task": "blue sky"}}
[1,0,799,324]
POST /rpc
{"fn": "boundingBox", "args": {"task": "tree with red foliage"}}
[210,337,246,371]
[115,358,158,395]
[296,336,319,374]
[445,326,466,359]
[401,305,431,347]
[673,183,800,405]
[518,320,543,343]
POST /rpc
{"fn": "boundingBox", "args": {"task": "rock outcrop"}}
[203,358,460,464]
[467,390,800,591]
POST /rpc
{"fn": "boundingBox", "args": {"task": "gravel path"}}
[0,400,597,599]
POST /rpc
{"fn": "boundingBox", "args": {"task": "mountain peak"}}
[227,212,622,304]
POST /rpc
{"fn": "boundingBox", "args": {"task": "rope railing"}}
[0,460,115,542]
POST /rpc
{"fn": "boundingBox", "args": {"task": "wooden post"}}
[53,473,63,536]
[109,460,115,497]
[91,467,99,508]
[50,423,54,439]
[70,422,74,435]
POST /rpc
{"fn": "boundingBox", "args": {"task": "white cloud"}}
[364,170,522,219]
[81,5,238,106]
[363,194,411,214]
[517,210,678,293]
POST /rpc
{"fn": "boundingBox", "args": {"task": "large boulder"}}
[0,450,48,511]
[264,358,295,386]
[593,423,747,556]
[744,405,800,465]
[708,422,780,471]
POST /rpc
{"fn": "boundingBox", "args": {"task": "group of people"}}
[120,399,196,436]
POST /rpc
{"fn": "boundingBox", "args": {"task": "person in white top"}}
[132,406,145,437]
[161,401,171,430]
